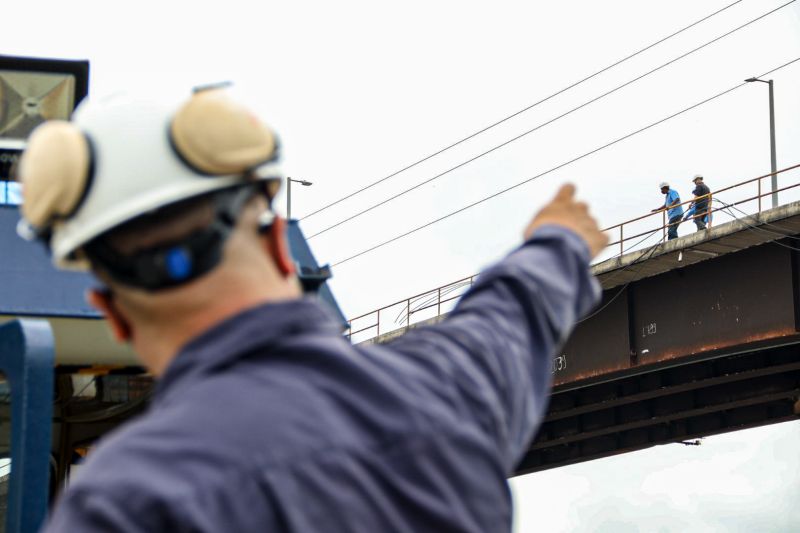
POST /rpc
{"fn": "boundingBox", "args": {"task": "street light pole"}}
[745,77,778,207]
[767,80,777,208]
[287,177,292,220]
[286,177,313,220]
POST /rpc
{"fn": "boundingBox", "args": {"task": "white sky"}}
[3,1,800,531]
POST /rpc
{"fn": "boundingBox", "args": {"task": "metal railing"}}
[347,275,476,343]
[602,163,800,257]
[346,164,800,343]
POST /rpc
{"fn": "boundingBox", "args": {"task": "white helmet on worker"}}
[692,174,703,182]
[16,86,282,273]
[659,181,669,189]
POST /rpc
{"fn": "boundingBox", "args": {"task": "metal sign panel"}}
[630,245,797,365]
[555,287,631,386]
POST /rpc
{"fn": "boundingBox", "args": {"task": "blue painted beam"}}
[0,319,54,533]
[0,207,98,317]
[0,207,346,326]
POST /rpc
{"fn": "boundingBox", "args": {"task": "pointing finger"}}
[554,183,576,203]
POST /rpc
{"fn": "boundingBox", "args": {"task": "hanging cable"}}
[301,0,746,221]
[330,57,800,267]
[713,200,800,251]
[713,198,800,240]
[578,234,667,323]
[308,1,794,239]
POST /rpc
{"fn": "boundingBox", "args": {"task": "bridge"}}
[0,165,798,482]
[348,165,800,473]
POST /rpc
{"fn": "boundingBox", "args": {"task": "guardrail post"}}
[437,287,442,316]
[708,193,713,229]
[619,226,623,255]
[376,309,380,337]
[662,210,666,241]
[758,178,762,213]
[406,299,410,327]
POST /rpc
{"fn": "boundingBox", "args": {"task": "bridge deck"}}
[367,201,800,473]
[596,201,800,289]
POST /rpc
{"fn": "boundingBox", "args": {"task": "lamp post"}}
[286,177,313,219]
[745,77,777,208]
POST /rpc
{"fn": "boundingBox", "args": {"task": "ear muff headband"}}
[83,185,259,291]
[169,89,279,176]
[18,121,95,232]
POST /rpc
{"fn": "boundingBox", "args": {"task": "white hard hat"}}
[692,174,703,182]
[17,87,282,269]
[659,181,669,188]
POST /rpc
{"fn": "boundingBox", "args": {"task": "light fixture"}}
[0,55,89,183]
[744,75,778,207]
[286,177,314,219]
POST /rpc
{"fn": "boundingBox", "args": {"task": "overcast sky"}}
[3,1,800,531]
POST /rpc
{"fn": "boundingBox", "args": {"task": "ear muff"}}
[18,120,94,231]
[169,89,279,176]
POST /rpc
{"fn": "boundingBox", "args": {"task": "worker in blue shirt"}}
[17,87,607,532]
[651,181,684,240]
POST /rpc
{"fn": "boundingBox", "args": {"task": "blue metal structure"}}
[287,219,347,328]
[0,206,345,325]
[0,207,98,318]
[0,319,54,533]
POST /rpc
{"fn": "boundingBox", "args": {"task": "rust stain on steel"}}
[638,328,797,365]
[553,328,797,388]
[553,362,629,387]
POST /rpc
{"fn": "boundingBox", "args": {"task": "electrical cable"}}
[330,56,800,268]
[578,233,667,323]
[388,225,664,327]
[713,198,800,240]
[301,0,746,221]
[60,376,99,408]
[58,394,151,424]
[309,1,794,239]
[395,280,472,325]
[713,200,800,251]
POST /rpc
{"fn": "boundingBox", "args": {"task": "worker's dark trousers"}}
[668,214,682,240]
[694,207,708,230]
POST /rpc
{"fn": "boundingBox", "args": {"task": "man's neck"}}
[133,283,302,376]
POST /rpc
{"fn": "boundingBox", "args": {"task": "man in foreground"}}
[19,87,607,532]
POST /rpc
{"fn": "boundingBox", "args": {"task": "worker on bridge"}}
[17,87,607,532]
[685,174,712,231]
[651,181,684,240]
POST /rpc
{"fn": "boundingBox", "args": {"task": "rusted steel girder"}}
[517,238,800,474]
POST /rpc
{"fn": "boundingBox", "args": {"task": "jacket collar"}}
[154,297,342,399]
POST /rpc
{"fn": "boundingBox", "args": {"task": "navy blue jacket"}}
[43,225,600,532]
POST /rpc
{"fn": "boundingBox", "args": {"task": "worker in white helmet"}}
[20,87,607,533]
[651,181,684,240]
[685,174,711,231]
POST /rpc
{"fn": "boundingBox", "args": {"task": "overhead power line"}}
[309,0,794,239]
[300,0,746,221]
[330,56,800,268]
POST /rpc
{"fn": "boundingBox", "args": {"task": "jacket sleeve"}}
[383,224,601,472]
[41,465,284,533]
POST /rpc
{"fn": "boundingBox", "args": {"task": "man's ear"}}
[87,289,132,343]
[263,216,296,277]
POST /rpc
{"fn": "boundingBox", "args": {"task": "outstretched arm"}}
[385,184,606,471]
